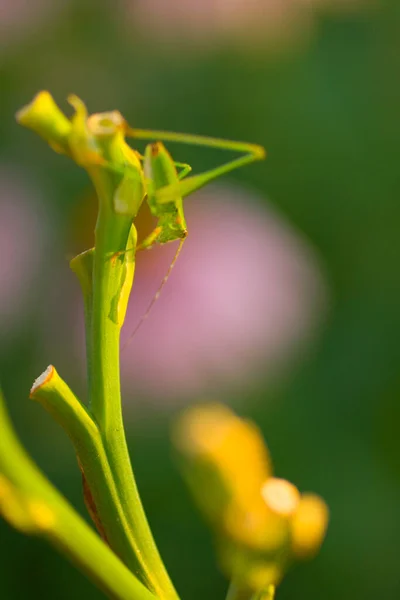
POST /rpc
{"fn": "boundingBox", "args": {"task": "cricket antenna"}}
[122,237,186,350]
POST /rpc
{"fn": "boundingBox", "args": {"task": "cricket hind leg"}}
[156,151,263,204]
[125,128,265,204]
[125,127,265,159]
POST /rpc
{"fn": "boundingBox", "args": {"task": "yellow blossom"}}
[173,403,329,594]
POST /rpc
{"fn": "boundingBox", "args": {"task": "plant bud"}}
[16,91,71,154]
[291,494,329,558]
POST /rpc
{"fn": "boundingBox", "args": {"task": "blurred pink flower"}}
[123,0,313,49]
[121,0,375,51]
[0,166,48,339]
[117,184,327,405]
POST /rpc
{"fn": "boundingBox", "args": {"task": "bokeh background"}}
[1,0,400,598]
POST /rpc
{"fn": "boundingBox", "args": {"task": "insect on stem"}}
[118,129,265,350]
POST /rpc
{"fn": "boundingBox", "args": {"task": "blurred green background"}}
[1,0,400,599]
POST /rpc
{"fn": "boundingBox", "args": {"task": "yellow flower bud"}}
[174,403,329,596]
[16,91,71,154]
[291,494,329,558]
[173,403,272,531]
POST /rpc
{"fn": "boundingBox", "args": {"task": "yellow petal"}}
[291,494,329,558]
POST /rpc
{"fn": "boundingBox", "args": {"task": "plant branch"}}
[30,363,160,577]
[0,388,157,600]
[87,171,179,600]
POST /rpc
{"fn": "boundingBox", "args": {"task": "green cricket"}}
[127,127,266,247]
[114,125,266,344]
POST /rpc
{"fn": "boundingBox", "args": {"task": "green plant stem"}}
[30,365,158,574]
[70,249,94,397]
[0,389,156,600]
[89,178,179,600]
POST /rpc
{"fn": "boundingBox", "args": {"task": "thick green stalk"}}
[70,249,94,398]
[0,389,156,600]
[30,365,160,577]
[89,176,179,600]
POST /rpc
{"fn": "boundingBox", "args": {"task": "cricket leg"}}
[110,225,162,261]
[155,152,263,204]
[125,127,265,159]
[124,128,265,203]
[136,227,163,252]
[174,161,192,180]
